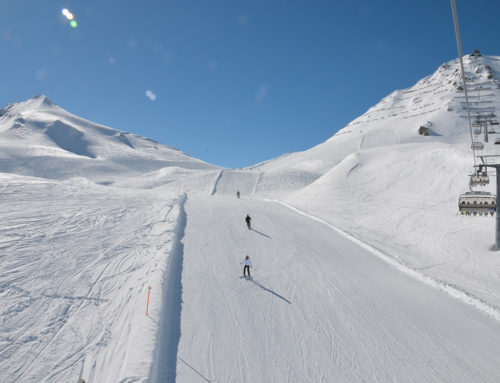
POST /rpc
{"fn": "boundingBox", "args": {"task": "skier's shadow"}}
[249,278,291,304]
[250,228,271,239]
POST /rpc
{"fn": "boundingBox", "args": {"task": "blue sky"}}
[1,0,499,168]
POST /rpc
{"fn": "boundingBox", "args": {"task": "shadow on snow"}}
[249,278,291,304]
[178,357,212,382]
[250,228,271,239]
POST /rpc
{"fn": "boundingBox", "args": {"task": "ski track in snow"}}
[0,176,185,383]
[175,195,500,383]
[209,170,223,196]
[273,200,500,323]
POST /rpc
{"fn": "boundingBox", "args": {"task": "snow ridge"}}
[150,194,187,383]
[210,170,223,196]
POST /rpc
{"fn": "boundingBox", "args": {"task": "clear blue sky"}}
[1,0,499,168]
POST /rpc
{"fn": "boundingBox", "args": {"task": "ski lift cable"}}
[451,0,476,167]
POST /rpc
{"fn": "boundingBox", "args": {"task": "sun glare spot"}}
[61,8,74,20]
[62,8,77,27]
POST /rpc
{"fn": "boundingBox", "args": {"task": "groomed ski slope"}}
[0,174,186,383]
[2,175,500,382]
[174,195,500,383]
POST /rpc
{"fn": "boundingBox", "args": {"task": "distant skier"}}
[237,190,240,199]
[245,214,251,229]
[243,255,252,278]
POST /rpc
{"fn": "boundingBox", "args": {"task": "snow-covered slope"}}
[0,174,186,382]
[175,195,500,383]
[0,95,219,183]
[2,54,500,383]
[204,56,500,201]
[279,55,500,309]
[204,56,500,313]
[263,55,500,175]
[3,176,500,383]
[204,55,500,310]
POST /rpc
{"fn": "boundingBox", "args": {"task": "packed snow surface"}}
[0,175,185,382]
[176,196,500,382]
[2,55,500,382]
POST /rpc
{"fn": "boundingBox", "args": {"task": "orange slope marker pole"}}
[146,286,152,316]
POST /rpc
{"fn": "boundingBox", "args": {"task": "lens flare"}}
[61,8,74,19]
[61,8,77,27]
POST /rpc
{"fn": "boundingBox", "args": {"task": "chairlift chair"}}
[471,141,484,150]
[474,128,482,135]
[458,191,496,216]
[470,172,489,186]
[495,137,500,145]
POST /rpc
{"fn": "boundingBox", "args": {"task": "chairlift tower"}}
[451,0,500,250]
[477,156,500,250]
[476,113,497,143]
[483,117,489,143]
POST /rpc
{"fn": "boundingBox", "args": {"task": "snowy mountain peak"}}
[332,54,500,145]
[238,54,500,198]
[431,54,499,88]
[0,94,59,116]
[31,94,56,107]
[0,95,219,182]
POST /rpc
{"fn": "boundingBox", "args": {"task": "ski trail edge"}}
[210,170,223,196]
[268,199,500,323]
[150,193,187,383]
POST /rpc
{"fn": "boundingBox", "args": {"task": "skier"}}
[237,190,240,199]
[245,214,251,229]
[243,255,252,278]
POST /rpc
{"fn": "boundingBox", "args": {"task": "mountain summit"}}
[0,94,57,117]
[258,54,500,177]
[0,95,218,183]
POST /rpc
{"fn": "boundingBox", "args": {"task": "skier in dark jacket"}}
[245,214,251,229]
